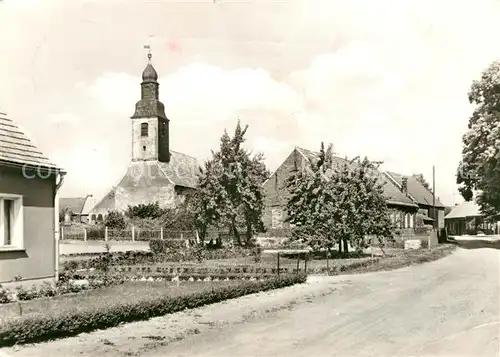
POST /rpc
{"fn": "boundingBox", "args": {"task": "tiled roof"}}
[295,147,417,207]
[445,201,481,219]
[0,112,60,169]
[385,171,444,208]
[59,197,87,214]
[158,150,200,188]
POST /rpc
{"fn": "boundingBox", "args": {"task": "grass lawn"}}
[338,244,457,275]
[0,281,235,324]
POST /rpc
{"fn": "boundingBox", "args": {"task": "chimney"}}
[401,177,408,194]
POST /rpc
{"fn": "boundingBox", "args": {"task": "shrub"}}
[0,274,306,346]
[86,226,106,240]
[104,211,127,230]
[126,202,165,219]
[0,285,10,303]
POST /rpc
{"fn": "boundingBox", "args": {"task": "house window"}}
[141,123,148,137]
[0,194,23,249]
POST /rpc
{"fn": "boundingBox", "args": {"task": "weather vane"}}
[144,35,153,61]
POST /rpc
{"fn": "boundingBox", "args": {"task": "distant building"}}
[445,200,495,236]
[384,172,446,229]
[89,53,200,221]
[0,111,65,285]
[59,194,96,224]
[262,147,420,230]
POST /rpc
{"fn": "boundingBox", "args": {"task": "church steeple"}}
[131,52,167,119]
[131,50,170,163]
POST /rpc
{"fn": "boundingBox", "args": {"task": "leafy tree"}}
[195,121,269,245]
[125,202,165,219]
[104,210,127,229]
[457,60,500,220]
[412,173,432,192]
[285,142,393,256]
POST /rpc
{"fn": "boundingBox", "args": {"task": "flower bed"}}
[0,274,306,346]
[109,264,298,277]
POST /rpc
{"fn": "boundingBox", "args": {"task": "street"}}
[145,247,499,357]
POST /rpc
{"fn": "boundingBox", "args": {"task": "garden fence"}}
[60,226,236,243]
[60,226,199,242]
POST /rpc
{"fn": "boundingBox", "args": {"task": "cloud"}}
[46,112,80,124]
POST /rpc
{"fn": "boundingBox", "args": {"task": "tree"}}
[125,202,165,219]
[104,210,127,229]
[285,142,393,256]
[457,60,500,221]
[195,121,269,245]
[412,173,432,192]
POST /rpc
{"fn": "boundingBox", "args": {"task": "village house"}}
[89,53,200,221]
[383,172,445,229]
[445,200,496,236]
[262,147,420,230]
[59,194,96,224]
[0,111,65,285]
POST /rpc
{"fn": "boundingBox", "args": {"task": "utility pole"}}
[432,165,436,229]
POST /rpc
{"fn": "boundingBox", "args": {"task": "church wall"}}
[114,182,176,211]
[132,117,158,161]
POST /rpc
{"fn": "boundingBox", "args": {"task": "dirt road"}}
[147,247,500,357]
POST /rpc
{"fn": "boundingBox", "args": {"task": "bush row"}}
[0,274,307,346]
[62,246,259,271]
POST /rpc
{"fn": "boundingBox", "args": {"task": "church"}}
[89,53,200,223]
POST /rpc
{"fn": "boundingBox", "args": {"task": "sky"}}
[2,0,500,206]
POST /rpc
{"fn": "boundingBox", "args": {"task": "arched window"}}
[141,123,148,137]
[97,214,103,222]
[91,214,96,223]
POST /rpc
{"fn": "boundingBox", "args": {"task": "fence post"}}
[277,252,280,276]
[83,228,87,242]
[132,226,135,242]
[296,256,300,274]
[61,226,64,240]
[160,227,164,240]
[304,253,308,274]
[104,226,108,242]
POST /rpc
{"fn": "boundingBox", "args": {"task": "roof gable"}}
[295,147,417,207]
[385,171,444,208]
[59,197,87,214]
[0,112,60,169]
[445,201,481,219]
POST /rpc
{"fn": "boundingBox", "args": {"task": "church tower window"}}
[141,123,148,137]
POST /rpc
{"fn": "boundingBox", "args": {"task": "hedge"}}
[62,247,258,271]
[0,274,306,346]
